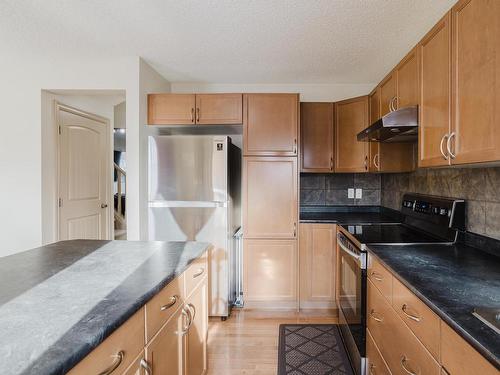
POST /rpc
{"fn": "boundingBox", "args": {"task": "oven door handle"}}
[337,236,361,260]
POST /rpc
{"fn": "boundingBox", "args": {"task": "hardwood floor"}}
[206,308,338,375]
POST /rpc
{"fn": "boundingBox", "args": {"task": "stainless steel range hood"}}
[357,105,418,142]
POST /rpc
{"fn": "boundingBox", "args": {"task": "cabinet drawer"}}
[368,254,393,303]
[392,276,441,359]
[68,308,145,375]
[145,275,185,342]
[367,280,440,375]
[366,328,391,375]
[441,322,497,375]
[185,252,208,297]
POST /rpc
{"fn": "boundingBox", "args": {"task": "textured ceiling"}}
[0,0,456,84]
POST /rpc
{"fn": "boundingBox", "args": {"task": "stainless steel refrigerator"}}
[148,135,241,318]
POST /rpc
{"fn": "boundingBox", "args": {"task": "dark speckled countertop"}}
[0,240,210,375]
[367,243,500,369]
[299,205,402,224]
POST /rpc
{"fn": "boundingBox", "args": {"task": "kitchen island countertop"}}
[0,240,210,375]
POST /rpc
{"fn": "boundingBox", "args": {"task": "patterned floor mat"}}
[278,324,354,375]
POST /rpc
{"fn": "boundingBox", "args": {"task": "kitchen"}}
[0,0,499,374]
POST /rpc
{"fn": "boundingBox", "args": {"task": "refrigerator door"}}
[148,136,228,202]
[148,205,231,316]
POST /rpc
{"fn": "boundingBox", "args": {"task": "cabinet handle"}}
[370,271,383,281]
[140,359,152,375]
[369,309,384,323]
[400,356,418,375]
[369,363,376,375]
[196,107,200,122]
[294,138,297,154]
[364,155,368,171]
[373,153,380,169]
[190,108,195,123]
[193,268,205,278]
[389,96,397,112]
[187,303,197,323]
[177,306,192,336]
[98,351,124,375]
[447,132,456,159]
[330,156,334,171]
[440,134,449,160]
[293,222,297,237]
[401,304,422,322]
[160,295,179,311]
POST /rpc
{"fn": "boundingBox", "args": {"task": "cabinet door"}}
[335,96,369,172]
[243,94,299,156]
[148,94,196,125]
[195,94,242,125]
[243,157,297,239]
[300,102,334,172]
[396,48,419,108]
[146,308,185,375]
[419,12,452,167]
[451,0,500,165]
[186,278,208,375]
[379,73,397,117]
[244,239,297,305]
[299,224,336,308]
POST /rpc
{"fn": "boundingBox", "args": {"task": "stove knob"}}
[440,208,448,216]
[432,207,440,215]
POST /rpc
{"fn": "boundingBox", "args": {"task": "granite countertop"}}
[367,243,500,369]
[0,240,210,375]
[299,206,402,224]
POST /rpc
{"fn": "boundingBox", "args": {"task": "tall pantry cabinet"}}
[242,94,300,308]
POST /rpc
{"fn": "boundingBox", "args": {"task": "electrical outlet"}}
[355,188,362,199]
[348,188,355,199]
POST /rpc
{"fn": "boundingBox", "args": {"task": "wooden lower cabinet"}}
[186,278,208,375]
[366,329,391,375]
[147,307,185,375]
[243,239,298,308]
[299,223,336,309]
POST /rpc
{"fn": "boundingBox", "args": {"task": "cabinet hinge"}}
[58,198,62,207]
[58,126,61,135]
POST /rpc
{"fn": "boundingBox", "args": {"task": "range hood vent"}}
[357,105,418,143]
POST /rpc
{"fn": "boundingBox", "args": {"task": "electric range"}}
[336,193,466,375]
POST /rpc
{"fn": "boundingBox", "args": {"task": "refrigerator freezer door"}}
[148,205,231,316]
[148,136,228,202]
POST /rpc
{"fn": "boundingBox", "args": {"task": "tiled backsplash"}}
[300,173,381,206]
[381,167,500,239]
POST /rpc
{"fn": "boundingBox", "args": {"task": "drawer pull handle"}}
[98,351,124,375]
[140,359,152,375]
[370,271,383,281]
[187,303,197,324]
[160,295,179,311]
[401,304,421,322]
[369,309,384,323]
[401,356,418,375]
[193,268,204,278]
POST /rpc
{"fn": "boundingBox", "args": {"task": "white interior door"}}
[58,105,110,240]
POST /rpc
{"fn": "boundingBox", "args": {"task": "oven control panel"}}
[402,198,451,216]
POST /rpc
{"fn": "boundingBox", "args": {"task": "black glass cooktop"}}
[340,224,447,245]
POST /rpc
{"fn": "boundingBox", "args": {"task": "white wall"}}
[0,54,169,257]
[170,82,375,102]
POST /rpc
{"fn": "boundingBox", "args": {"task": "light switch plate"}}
[348,188,355,199]
[355,188,362,199]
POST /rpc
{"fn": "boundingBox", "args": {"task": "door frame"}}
[55,102,113,240]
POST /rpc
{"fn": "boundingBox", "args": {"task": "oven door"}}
[337,232,366,375]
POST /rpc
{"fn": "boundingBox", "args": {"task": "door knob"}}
[101,203,108,208]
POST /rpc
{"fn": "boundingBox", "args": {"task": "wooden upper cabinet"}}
[379,72,397,117]
[243,157,297,239]
[195,94,242,125]
[396,47,419,109]
[450,0,500,165]
[369,87,380,124]
[419,12,452,168]
[368,89,381,172]
[148,94,196,125]
[300,102,335,172]
[335,96,369,172]
[243,94,299,156]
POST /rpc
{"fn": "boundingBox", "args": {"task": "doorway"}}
[56,103,111,240]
